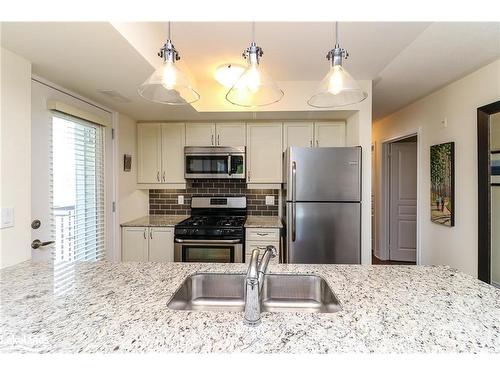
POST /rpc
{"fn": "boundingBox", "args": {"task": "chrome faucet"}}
[244,245,277,326]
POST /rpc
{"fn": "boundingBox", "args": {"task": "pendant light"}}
[138,22,200,105]
[308,22,367,108]
[226,22,284,107]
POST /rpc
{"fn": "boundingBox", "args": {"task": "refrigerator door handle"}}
[292,161,297,202]
[292,202,296,242]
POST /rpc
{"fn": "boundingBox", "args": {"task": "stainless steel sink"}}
[167,273,341,313]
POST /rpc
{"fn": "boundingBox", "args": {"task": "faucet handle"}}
[266,245,278,258]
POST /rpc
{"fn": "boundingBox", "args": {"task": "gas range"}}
[174,196,247,263]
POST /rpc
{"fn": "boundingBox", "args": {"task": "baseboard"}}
[492,280,500,289]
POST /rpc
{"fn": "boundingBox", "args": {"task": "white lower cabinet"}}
[122,226,174,262]
[245,228,281,264]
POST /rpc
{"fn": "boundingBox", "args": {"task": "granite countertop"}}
[120,215,188,227]
[244,216,283,228]
[1,261,499,353]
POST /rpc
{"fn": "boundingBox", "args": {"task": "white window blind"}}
[52,113,105,292]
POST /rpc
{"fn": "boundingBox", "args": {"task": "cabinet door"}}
[137,123,161,183]
[148,227,175,262]
[314,121,346,147]
[283,122,314,151]
[161,123,185,183]
[185,123,216,146]
[246,122,283,183]
[122,227,148,261]
[215,122,246,146]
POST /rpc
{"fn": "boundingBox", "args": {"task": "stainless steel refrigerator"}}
[283,146,362,264]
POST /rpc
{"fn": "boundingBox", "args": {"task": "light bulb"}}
[162,61,177,90]
[328,65,343,95]
[246,64,261,93]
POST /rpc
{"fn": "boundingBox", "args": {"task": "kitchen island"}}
[1,261,499,353]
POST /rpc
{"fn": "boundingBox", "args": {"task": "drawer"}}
[246,241,280,264]
[246,228,280,241]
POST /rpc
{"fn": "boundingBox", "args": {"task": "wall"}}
[0,48,32,268]
[149,180,279,216]
[373,59,500,277]
[117,113,148,224]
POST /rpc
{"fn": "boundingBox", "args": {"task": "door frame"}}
[31,75,118,262]
[379,129,421,263]
[477,100,500,283]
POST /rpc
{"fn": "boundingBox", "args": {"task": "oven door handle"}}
[174,238,241,244]
[228,155,232,176]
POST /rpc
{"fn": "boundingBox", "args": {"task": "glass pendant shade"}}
[308,64,367,108]
[138,60,200,105]
[225,40,283,107]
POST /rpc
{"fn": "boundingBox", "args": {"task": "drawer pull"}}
[256,232,269,236]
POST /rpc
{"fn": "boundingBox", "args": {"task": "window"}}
[52,114,105,292]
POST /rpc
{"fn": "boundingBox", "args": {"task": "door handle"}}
[292,203,296,242]
[316,140,319,147]
[217,134,220,145]
[162,171,166,182]
[211,134,214,146]
[150,229,153,239]
[291,161,297,202]
[143,229,147,239]
[157,171,160,182]
[31,239,55,249]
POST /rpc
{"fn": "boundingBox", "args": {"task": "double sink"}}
[167,273,342,314]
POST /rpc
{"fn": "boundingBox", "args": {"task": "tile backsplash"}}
[149,179,279,216]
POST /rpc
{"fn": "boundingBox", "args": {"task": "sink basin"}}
[167,273,341,313]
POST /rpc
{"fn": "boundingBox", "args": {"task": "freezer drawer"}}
[285,146,361,202]
[286,202,361,264]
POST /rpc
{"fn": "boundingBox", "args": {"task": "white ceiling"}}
[1,22,499,121]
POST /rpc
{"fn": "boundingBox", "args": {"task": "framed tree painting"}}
[430,142,455,226]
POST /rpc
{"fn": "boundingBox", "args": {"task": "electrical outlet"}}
[265,196,275,206]
[0,208,14,229]
[441,117,448,128]
[177,195,184,205]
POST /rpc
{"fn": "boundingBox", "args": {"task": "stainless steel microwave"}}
[184,146,246,179]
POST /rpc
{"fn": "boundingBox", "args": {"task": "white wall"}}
[115,113,148,261]
[0,48,32,268]
[373,59,500,277]
[117,113,148,224]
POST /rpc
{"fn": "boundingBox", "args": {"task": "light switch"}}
[178,195,184,205]
[265,196,275,206]
[0,208,14,229]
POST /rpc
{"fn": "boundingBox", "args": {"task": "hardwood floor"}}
[372,254,415,265]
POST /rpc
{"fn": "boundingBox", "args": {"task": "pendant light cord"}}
[252,21,255,43]
[335,21,339,46]
[168,21,171,40]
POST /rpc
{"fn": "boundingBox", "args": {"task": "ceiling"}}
[1,22,499,121]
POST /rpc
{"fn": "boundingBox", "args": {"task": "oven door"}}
[174,239,243,263]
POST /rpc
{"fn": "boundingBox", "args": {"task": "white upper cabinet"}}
[137,123,162,183]
[185,122,216,146]
[161,123,185,183]
[283,122,314,151]
[215,122,246,146]
[314,121,346,147]
[246,122,283,183]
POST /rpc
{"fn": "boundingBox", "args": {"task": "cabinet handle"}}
[150,229,153,239]
[143,229,147,239]
[211,134,214,146]
[256,232,269,236]
[316,140,319,147]
[217,134,220,145]
[162,171,166,182]
[248,170,251,181]
[157,171,160,182]
[310,139,312,147]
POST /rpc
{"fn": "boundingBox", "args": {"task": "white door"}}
[389,142,417,262]
[122,227,148,261]
[215,122,246,146]
[246,122,283,183]
[185,123,216,146]
[137,123,161,183]
[283,122,314,151]
[31,80,113,263]
[148,227,174,262]
[161,123,185,183]
[314,121,346,147]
